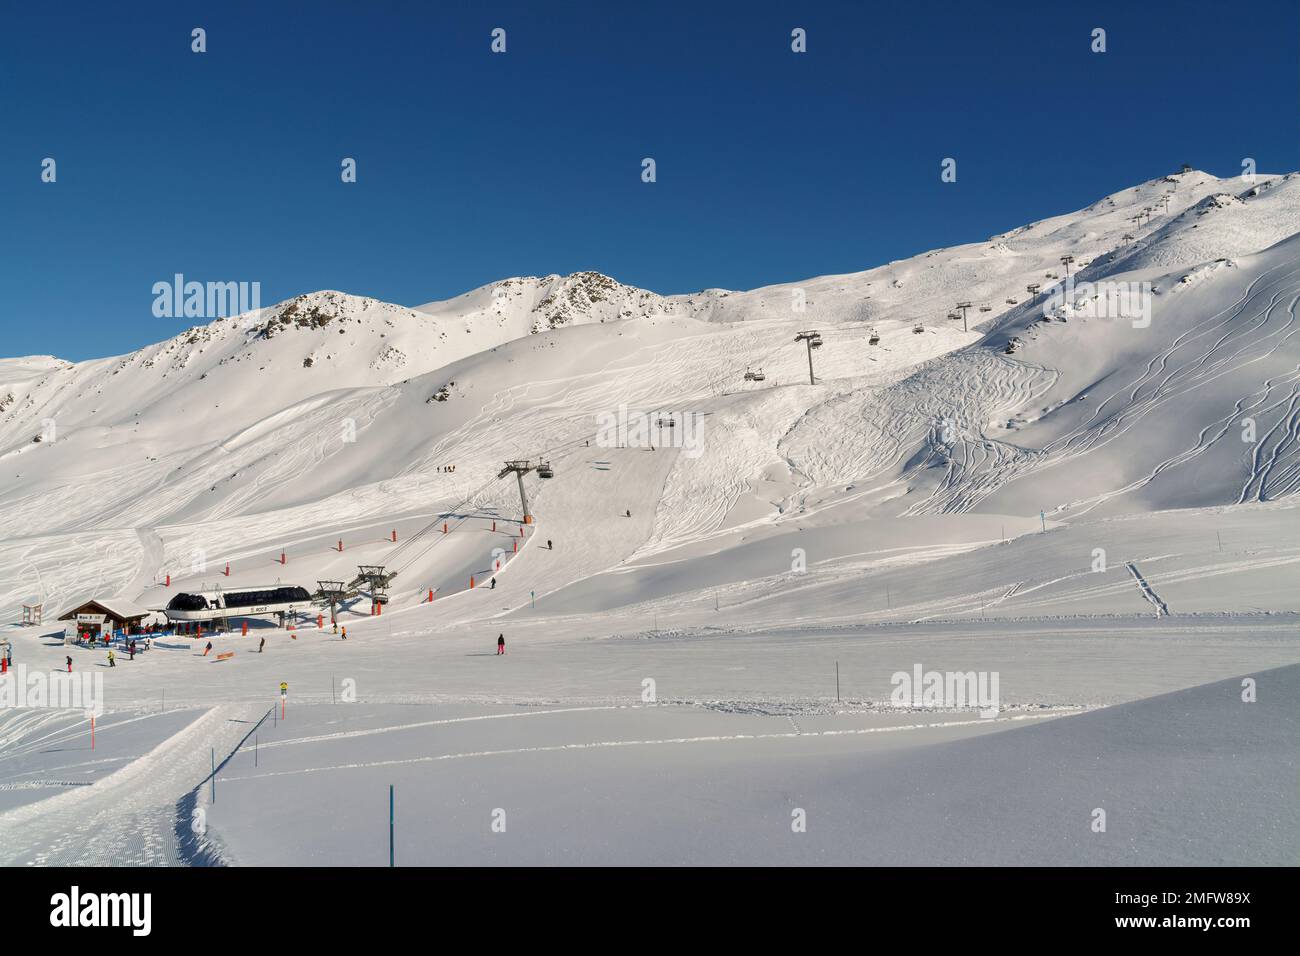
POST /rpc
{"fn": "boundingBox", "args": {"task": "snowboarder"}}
[258,637,266,653]
[497,633,505,655]
[107,650,115,668]
[203,641,212,656]
[490,577,496,590]
[66,656,72,673]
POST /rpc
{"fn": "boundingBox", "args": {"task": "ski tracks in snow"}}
[0,702,265,866]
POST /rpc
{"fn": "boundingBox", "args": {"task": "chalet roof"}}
[57,598,153,623]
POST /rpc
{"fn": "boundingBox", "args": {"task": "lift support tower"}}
[499,460,538,524]
[794,330,823,385]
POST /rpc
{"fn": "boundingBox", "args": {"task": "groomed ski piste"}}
[1,168,1298,865]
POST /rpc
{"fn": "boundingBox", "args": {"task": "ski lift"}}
[947,312,960,321]
[912,323,924,334]
[809,333,823,349]
[979,304,993,312]
[868,329,880,345]
[751,368,766,382]
[1006,297,1018,304]
[537,462,554,479]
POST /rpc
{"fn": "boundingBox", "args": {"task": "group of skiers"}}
[437,464,458,473]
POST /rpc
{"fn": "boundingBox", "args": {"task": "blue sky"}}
[1,0,1295,360]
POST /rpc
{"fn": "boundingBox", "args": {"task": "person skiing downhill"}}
[497,634,505,655]
[128,640,135,661]
[107,650,115,668]
[258,637,266,653]
[341,626,347,640]
[66,656,72,673]
[490,577,496,590]
[204,641,212,656]
[547,539,553,550]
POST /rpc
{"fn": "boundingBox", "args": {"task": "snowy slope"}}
[0,165,1296,653]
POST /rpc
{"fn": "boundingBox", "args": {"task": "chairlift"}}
[1006,297,1018,304]
[979,305,993,312]
[809,333,823,348]
[912,323,924,334]
[743,368,757,382]
[868,329,880,345]
[537,462,554,479]
[947,312,960,321]
[751,368,766,382]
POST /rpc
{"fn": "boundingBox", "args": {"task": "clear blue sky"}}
[2,0,1295,360]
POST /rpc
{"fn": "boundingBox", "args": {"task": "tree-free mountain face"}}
[1,168,1297,622]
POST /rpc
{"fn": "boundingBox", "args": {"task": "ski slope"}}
[2,167,1299,866]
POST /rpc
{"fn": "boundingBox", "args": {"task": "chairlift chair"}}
[743,368,757,381]
[868,329,880,345]
[912,323,924,334]
[751,368,766,382]
[809,334,823,348]
[537,462,554,479]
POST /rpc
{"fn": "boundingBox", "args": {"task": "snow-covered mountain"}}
[1,167,1297,625]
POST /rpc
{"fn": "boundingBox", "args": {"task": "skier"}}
[66,655,72,673]
[258,636,266,653]
[547,539,553,550]
[490,577,496,590]
[128,640,135,662]
[497,633,505,655]
[626,509,631,517]
[204,641,212,656]
[341,626,347,640]
[332,621,338,634]
[107,649,115,668]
